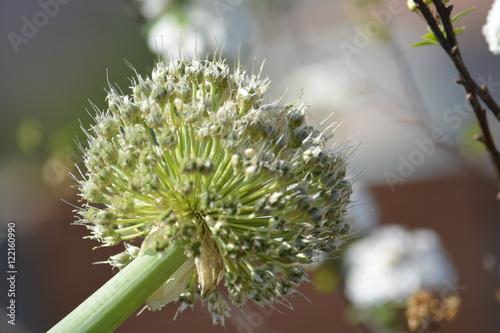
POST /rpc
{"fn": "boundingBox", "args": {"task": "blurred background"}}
[1,0,500,332]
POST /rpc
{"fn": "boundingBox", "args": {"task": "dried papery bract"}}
[76,55,353,324]
[406,290,460,331]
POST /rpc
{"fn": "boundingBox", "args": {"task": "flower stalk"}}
[48,245,186,333]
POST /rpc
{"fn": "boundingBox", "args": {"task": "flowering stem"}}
[412,0,500,195]
[48,245,186,333]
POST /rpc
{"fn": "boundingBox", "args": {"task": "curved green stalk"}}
[48,245,186,333]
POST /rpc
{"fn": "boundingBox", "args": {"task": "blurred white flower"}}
[134,0,173,20]
[343,225,456,308]
[139,0,256,59]
[147,12,203,58]
[483,0,500,55]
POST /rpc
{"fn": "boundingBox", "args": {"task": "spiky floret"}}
[75,56,352,324]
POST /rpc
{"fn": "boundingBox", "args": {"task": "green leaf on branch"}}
[410,31,439,47]
[422,31,439,43]
[411,25,467,47]
[410,6,475,48]
[410,40,438,47]
[453,26,466,37]
[451,7,476,24]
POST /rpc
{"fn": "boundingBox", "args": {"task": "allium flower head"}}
[76,56,352,323]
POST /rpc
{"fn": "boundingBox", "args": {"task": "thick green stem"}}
[49,245,186,333]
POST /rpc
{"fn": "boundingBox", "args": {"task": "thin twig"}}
[432,0,500,119]
[388,34,494,186]
[413,0,500,195]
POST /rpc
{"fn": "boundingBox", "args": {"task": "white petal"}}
[146,257,196,311]
[140,225,195,311]
[483,0,500,55]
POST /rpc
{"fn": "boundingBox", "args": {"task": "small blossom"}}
[343,225,456,308]
[76,56,352,323]
[483,0,500,55]
[407,0,450,12]
[407,0,417,12]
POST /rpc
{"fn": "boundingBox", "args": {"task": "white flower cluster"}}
[134,0,255,58]
[483,0,500,55]
[343,224,456,308]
